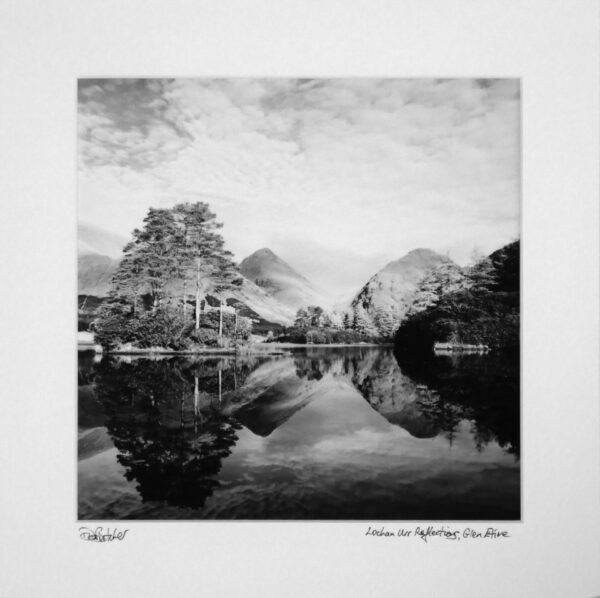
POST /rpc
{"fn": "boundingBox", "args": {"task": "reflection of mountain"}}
[231,360,320,436]
[395,350,520,456]
[348,349,440,438]
[79,427,114,460]
[79,346,519,515]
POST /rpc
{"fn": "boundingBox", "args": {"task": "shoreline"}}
[77,341,391,356]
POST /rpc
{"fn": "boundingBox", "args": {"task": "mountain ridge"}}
[346,248,453,337]
[240,247,328,312]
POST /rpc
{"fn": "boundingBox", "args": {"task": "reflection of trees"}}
[294,359,325,381]
[289,347,519,456]
[94,357,248,509]
[348,349,443,439]
[87,345,520,514]
[78,351,97,386]
[395,350,520,457]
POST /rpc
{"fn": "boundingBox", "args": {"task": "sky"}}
[78,78,520,300]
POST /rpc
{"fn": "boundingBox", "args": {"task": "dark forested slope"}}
[394,241,519,353]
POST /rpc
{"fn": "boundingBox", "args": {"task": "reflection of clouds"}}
[222,380,517,480]
[78,79,519,296]
[80,348,519,519]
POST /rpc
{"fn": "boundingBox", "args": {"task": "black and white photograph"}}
[78,78,521,520]
[3,0,600,596]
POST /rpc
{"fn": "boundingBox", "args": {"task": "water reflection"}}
[394,350,520,457]
[78,347,519,520]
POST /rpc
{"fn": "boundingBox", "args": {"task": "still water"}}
[78,347,519,520]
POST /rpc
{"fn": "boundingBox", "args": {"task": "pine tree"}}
[208,254,244,339]
[306,305,324,327]
[113,209,180,313]
[111,240,144,313]
[408,261,469,316]
[352,305,376,336]
[467,256,497,293]
[172,202,235,330]
[343,312,351,330]
[294,308,309,327]
[373,306,397,339]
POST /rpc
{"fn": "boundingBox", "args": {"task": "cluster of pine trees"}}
[395,241,520,353]
[275,305,375,344]
[94,202,252,351]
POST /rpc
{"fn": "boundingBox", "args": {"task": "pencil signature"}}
[79,527,129,542]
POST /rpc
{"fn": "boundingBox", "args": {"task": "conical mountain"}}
[347,248,455,336]
[240,248,327,311]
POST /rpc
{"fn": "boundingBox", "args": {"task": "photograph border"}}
[2,1,599,596]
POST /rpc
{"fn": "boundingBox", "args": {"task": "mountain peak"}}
[347,247,455,335]
[382,248,449,274]
[252,247,278,259]
[240,248,327,310]
[406,248,441,258]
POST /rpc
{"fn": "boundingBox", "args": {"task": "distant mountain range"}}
[78,222,504,336]
[77,223,125,296]
[78,222,128,259]
[77,224,296,325]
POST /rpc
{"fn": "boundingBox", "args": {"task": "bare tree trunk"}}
[218,369,222,404]
[219,299,223,338]
[195,263,201,330]
[182,279,187,317]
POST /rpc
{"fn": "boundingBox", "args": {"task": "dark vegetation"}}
[87,356,249,509]
[79,345,519,514]
[271,304,375,344]
[395,241,519,354]
[394,350,520,457]
[78,295,105,331]
[92,202,252,352]
[276,326,371,344]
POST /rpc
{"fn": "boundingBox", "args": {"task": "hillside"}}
[347,248,453,337]
[78,222,128,258]
[240,248,327,311]
[77,227,295,326]
[395,241,520,353]
[78,253,119,297]
[77,222,127,297]
[223,278,295,326]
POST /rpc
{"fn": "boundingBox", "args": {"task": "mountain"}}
[349,348,441,438]
[224,278,296,326]
[347,248,453,337]
[78,222,128,259]
[240,248,327,312]
[78,223,127,297]
[77,226,296,325]
[395,240,520,353]
[78,253,119,297]
[228,359,321,436]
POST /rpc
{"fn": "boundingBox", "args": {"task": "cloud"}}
[78,78,520,295]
